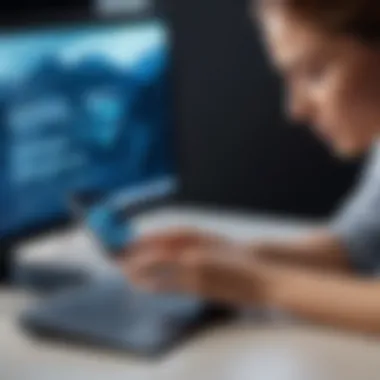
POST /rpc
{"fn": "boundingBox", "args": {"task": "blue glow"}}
[0,20,176,237]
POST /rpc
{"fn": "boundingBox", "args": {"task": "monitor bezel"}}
[1,8,185,250]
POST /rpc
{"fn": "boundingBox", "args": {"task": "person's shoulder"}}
[367,141,380,177]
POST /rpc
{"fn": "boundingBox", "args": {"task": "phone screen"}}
[71,192,134,256]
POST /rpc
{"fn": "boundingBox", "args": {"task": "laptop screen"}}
[0,18,178,239]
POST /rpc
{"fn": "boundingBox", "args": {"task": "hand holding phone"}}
[71,192,134,256]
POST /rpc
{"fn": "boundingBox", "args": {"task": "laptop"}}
[0,11,231,356]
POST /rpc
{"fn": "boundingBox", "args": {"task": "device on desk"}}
[1,9,177,285]
[2,12,231,356]
[0,14,176,243]
[70,176,178,257]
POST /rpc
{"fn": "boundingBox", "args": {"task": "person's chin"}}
[330,140,368,160]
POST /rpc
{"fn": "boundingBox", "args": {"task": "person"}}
[123,0,380,334]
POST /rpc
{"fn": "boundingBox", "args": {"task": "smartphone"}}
[70,191,134,257]
[70,179,177,256]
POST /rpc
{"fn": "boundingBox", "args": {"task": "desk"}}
[3,207,380,380]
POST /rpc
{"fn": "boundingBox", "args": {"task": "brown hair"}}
[257,0,380,45]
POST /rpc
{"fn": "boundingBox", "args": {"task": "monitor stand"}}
[0,242,13,285]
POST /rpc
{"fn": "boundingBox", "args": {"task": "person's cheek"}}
[332,66,380,155]
[313,73,362,156]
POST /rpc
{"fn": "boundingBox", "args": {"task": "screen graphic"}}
[0,20,176,237]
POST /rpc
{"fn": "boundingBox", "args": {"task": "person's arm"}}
[125,240,380,334]
[123,228,355,273]
[261,262,380,334]
[248,229,354,274]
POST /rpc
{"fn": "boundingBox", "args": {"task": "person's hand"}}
[122,237,269,307]
[121,228,232,259]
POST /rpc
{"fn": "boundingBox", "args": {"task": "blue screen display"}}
[0,20,177,237]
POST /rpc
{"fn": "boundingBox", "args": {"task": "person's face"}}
[258,6,380,158]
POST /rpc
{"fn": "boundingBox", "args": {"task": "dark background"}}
[168,0,362,218]
[0,0,361,220]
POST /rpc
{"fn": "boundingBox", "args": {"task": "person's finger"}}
[135,229,203,249]
[178,247,246,301]
[127,261,184,293]
[128,272,178,294]
[175,248,210,294]
[127,248,203,294]
[124,249,181,286]
[122,228,221,258]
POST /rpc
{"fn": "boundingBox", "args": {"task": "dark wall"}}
[168,0,361,217]
[0,1,89,14]
[1,0,362,218]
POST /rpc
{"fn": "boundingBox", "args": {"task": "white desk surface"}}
[3,207,380,380]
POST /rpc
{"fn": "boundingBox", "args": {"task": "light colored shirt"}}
[332,143,380,274]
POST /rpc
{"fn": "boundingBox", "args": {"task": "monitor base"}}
[0,243,13,285]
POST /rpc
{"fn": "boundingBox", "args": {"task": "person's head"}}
[254,0,380,158]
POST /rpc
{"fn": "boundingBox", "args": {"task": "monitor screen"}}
[0,19,177,239]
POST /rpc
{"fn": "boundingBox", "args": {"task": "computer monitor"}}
[0,17,178,242]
